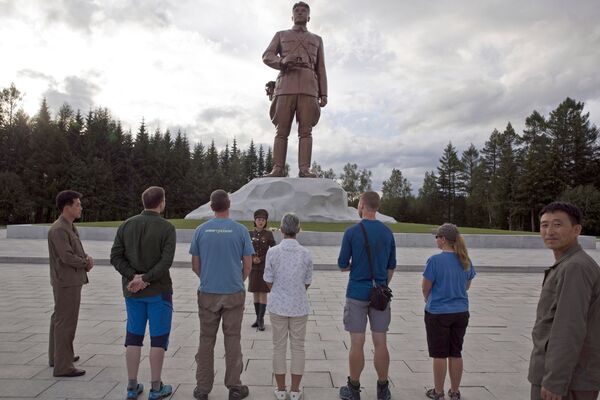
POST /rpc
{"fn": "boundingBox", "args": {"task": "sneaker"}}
[425,388,445,399]
[229,385,249,400]
[274,389,288,400]
[126,383,143,399]
[339,377,361,400]
[377,381,391,400]
[193,386,208,400]
[289,391,302,400]
[148,383,172,400]
[448,389,460,400]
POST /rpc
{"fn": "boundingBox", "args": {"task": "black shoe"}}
[229,385,249,400]
[193,386,208,400]
[339,377,361,400]
[53,368,86,377]
[251,302,259,328]
[49,355,79,367]
[377,380,391,400]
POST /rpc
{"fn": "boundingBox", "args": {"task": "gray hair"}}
[280,213,300,236]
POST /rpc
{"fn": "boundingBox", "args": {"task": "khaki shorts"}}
[343,297,391,333]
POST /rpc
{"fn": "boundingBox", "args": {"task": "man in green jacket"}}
[529,201,600,400]
[111,186,176,400]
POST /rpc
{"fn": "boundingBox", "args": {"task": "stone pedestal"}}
[184,177,396,223]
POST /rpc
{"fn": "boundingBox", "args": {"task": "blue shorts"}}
[125,293,173,350]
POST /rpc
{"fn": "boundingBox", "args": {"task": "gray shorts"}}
[343,297,391,333]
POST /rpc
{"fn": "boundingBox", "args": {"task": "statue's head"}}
[292,2,310,25]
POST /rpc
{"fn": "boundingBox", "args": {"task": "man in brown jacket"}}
[529,201,600,400]
[262,1,327,178]
[47,190,93,377]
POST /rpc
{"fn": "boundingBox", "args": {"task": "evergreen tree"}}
[265,147,273,173]
[229,138,245,190]
[458,144,479,196]
[417,171,443,224]
[495,123,520,229]
[244,140,259,181]
[547,98,599,191]
[437,142,462,221]
[381,168,413,221]
[257,145,266,177]
[515,111,554,230]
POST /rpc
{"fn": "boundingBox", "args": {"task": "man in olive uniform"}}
[47,190,93,377]
[263,1,327,178]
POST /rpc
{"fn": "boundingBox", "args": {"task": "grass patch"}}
[75,219,537,235]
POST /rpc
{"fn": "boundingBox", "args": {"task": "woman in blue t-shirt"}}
[422,223,476,400]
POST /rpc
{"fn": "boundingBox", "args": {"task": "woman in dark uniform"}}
[249,209,276,331]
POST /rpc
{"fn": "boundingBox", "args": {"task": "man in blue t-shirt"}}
[189,190,254,400]
[337,191,396,400]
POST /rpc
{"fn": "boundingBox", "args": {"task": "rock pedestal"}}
[184,177,396,223]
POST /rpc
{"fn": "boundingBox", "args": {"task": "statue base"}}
[184,177,396,223]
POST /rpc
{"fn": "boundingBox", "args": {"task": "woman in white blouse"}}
[263,213,313,400]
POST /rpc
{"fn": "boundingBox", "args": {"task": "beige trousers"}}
[270,313,308,375]
[195,291,245,395]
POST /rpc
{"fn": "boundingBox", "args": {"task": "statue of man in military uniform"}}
[262,1,328,178]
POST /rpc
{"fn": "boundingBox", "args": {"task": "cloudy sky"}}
[1,0,599,191]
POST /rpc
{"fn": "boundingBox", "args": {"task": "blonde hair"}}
[451,234,471,271]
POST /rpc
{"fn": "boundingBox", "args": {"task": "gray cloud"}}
[0,0,16,19]
[35,0,174,31]
[17,69,56,83]
[43,76,99,113]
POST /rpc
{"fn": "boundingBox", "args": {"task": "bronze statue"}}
[263,1,327,178]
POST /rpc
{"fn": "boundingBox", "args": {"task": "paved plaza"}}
[0,261,540,400]
[2,229,597,399]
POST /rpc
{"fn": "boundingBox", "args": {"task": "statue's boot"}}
[264,137,287,177]
[298,137,316,178]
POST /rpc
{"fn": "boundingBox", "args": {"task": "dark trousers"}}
[48,285,82,375]
[531,385,599,400]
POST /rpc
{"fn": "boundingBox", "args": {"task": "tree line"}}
[0,84,275,223]
[377,98,600,235]
[1,84,599,234]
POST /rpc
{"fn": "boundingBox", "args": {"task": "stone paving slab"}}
[0,262,546,399]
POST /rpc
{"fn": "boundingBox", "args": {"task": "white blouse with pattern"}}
[263,239,313,317]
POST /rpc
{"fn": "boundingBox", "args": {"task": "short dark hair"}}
[142,186,165,209]
[293,1,310,11]
[210,189,230,212]
[360,191,380,211]
[56,190,82,212]
[539,201,583,225]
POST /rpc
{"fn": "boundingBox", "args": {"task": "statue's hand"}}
[319,96,328,107]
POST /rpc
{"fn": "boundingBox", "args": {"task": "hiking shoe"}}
[448,389,460,400]
[148,383,172,400]
[377,380,391,400]
[425,388,445,399]
[339,377,361,400]
[289,391,302,400]
[193,386,208,400]
[126,383,143,399]
[229,385,249,400]
[274,389,288,400]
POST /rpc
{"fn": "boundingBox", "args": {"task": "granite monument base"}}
[184,177,396,223]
